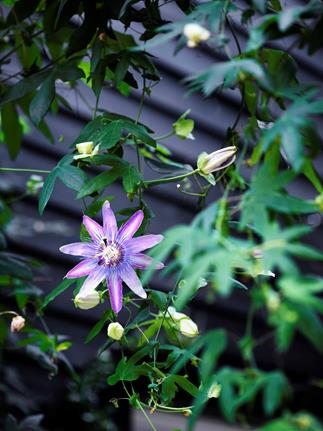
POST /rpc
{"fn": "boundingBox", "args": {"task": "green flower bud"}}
[107,322,124,340]
[197,146,237,175]
[74,290,100,310]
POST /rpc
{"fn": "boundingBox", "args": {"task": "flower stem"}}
[0,167,50,174]
[136,400,158,431]
[154,130,175,141]
[144,169,199,187]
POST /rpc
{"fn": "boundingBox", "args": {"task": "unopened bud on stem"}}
[107,322,124,340]
[197,146,237,175]
[74,290,100,310]
[10,315,25,332]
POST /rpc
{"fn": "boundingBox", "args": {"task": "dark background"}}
[1,8,323,429]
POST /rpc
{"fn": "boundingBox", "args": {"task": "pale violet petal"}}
[65,258,98,278]
[126,234,164,253]
[117,210,144,243]
[60,242,96,257]
[83,215,103,243]
[130,253,164,270]
[120,265,147,299]
[102,201,117,241]
[107,272,123,313]
[79,266,105,295]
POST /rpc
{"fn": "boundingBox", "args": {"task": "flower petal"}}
[60,242,96,258]
[130,253,164,270]
[83,215,103,243]
[120,265,147,299]
[126,234,164,253]
[107,272,123,313]
[79,266,105,296]
[65,258,98,278]
[102,201,117,241]
[117,210,144,243]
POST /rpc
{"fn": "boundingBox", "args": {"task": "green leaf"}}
[263,372,289,416]
[57,165,87,191]
[77,169,120,198]
[0,70,52,107]
[77,155,141,198]
[200,329,227,382]
[41,278,75,310]
[85,309,113,343]
[38,168,58,215]
[187,59,271,96]
[29,75,56,125]
[1,102,23,159]
[0,252,32,280]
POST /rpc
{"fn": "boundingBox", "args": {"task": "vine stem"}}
[0,167,50,174]
[144,169,199,187]
[154,130,175,141]
[136,400,158,431]
[122,382,158,431]
[135,77,146,204]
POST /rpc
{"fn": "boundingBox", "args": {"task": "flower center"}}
[97,240,122,267]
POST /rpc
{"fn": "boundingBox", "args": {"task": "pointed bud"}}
[183,23,210,48]
[74,290,100,310]
[107,322,124,340]
[10,315,25,332]
[197,146,237,175]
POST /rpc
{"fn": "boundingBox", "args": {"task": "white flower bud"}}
[167,306,187,322]
[10,315,25,332]
[74,142,100,160]
[107,322,124,340]
[178,317,199,338]
[74,290,100,310]
[183,23,210,48]
[198,146,237,174]
[76,141,94,154]
[208,383,221,399]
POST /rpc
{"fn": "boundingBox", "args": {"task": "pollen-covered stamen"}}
[96,242,122,267]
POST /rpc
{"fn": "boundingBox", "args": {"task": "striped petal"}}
[130,253,164,270]
[107,272,123,313]
[65,258,98,278]
[60,242,96,258]
[126,234,164,253]
[117,210,144,243]
[78,266,105,296]
[83,215,103,243]
[102,201,117,241]
[120,265,147,299]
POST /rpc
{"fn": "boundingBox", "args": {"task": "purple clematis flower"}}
[59,202,164,313]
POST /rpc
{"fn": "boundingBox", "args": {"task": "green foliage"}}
[1,0,323,429]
